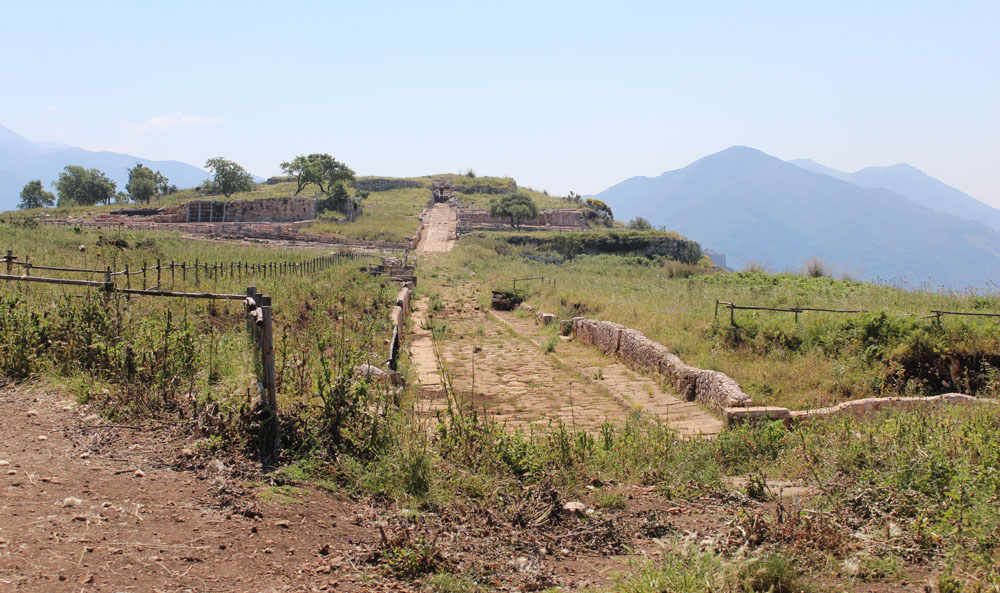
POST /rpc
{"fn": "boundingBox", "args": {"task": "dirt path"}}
[415,204,457,253]
[0,384,383,593]
[410,282,721,436]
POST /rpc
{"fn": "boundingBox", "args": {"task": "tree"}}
[627,216,652,230]
[489,192,539,229]
[584,198,613,220]
[18,180,56,209]
[204,157,253,198]
[281,153,355,195]
[126,163,159,204]
[53,166,117,206]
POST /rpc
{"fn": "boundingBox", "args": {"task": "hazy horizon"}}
[2,1,997,206]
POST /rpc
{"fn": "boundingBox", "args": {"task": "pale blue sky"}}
[2,1,998,205]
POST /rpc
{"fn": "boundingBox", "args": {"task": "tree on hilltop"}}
[204,157,254,198]
[54,166,117,206]
[18,180,56,209]
[489,192,538,229]
[280,154,355,195]
[126,163,161,204]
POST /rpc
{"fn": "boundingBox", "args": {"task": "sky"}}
[2,1,998,205]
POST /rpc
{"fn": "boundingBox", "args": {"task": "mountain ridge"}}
[790,157,1000,232]
[0,124,213,210]
[596,146,1000,289]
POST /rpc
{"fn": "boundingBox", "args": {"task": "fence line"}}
[3,249,371,288]
[715,299,997,326]
[0,248,390,463]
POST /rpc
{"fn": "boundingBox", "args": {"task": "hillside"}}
[0,124,211,210]
[596,146,1000,288]
[791,158,1000,232]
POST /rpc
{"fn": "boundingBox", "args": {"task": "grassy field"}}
[419,239,1000,410]
[5,193,1000,590]
[0,223,397,459]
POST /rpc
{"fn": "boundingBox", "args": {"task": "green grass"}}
[304,184,426,243]
[421,240,1000,409]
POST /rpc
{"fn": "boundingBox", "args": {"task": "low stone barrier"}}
[724,393,996,426]
[572,317,753,412]
[387,285,413,371]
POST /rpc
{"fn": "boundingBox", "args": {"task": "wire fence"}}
[0,248,381,462]
[715,299,1000,327]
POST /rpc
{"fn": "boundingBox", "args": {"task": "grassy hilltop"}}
[2,173,999,591]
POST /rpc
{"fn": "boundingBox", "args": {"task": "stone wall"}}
[457,208,587,232]
[724,394,997,426]
[354,178,423,192]
[572,318,753,412]
[388,285,414,371]
[184,197,316,223]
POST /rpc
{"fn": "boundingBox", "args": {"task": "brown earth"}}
[0,382,786,593]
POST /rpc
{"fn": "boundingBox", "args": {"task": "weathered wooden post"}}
[142,261,147,290]
[156,259,161,288]
[195,258,199,285]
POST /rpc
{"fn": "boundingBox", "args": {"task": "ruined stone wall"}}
[354,178,423,192]
[457,208,587,231]
[572,317,753,412]
[724,393,996,426]
[184,197,316,223]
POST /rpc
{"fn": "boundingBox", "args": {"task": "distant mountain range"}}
[0,124,212,211]
[596,147,1000,289]
[789,159,1000,233]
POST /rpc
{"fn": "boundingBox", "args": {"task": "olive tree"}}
[489,192,538,229]
[18,180,56,209]
[204,157,253,198]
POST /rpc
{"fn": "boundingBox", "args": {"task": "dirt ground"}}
[0,382,771,593]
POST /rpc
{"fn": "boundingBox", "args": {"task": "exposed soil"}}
[0,382,779,593]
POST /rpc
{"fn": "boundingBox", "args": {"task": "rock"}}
[180,448,194,458]
[208,459,228,474]
[26,409,39,417]
[275,520,291,528]
[538,313,556,325]
[37,435,48,441]
[0,460,9,466]
[355,363,404,386]
[562,501,588,516]
[62,497,83,508]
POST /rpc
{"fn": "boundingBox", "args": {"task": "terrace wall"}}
[572,317,753,412]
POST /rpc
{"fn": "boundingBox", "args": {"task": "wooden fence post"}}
[5,250,12,274]
[195,259,199,285]
[142,261,147,290]
[156,259,161,288]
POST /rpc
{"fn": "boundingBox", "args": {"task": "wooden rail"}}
[714,300,997,326]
